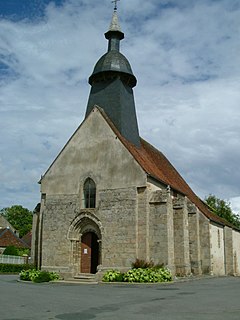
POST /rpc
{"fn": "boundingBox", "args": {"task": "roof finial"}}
[112,0,120,12]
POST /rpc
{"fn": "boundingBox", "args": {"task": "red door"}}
[81,232,99,274]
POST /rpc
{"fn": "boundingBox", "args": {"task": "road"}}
[1,275,240,320]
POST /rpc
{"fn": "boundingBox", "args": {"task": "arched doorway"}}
[81,231,99,274]
[67,212,102,276]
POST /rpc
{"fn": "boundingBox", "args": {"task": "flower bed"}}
[102,267,172,283]
[19,269,59,283]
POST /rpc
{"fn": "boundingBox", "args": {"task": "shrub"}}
[0,263,34,273]
[3,246,19,256]
[123,267,172,283]
[102,270,124,282]
[132,258,154,269]
[3,246,30,257]
[17,248,30,256]
[31,270,50,283]
[132,258,164,269]
[19,269,32,281]
[102,267,172,283]
[19,269,60,283]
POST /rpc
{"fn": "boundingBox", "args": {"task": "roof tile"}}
[96,106,238,230]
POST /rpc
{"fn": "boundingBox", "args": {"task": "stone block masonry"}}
[173,196,191,276]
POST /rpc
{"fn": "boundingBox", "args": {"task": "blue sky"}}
[0,0,63,20]
[0,0,240,213]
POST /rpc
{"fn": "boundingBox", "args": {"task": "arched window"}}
[83,178,96,208]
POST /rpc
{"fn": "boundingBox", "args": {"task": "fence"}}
[0,255,29,265]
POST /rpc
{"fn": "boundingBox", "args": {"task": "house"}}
[0,215,19,236]
[21,231,32,248]
[32,9,240,279]
[0,228,30,254]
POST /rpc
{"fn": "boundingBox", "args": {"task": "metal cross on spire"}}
[112,0,120,12]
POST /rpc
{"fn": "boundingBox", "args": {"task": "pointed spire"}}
[86,2,140,147]
[109,11,122,32]
[105,8,124,52]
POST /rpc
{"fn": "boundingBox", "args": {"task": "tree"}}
[205,194,240,229]
[0,205,33,237]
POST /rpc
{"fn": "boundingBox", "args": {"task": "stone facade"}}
[33,10,240,279]
[32,108,240,279]
[173,196,191,276]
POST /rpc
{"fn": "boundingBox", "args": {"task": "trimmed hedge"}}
[0,263,34,273]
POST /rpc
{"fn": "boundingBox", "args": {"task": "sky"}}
[0,0,240,213]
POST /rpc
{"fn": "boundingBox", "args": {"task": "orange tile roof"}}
[0,228,30,248]
[127,138,233,227]
[97,106,237,229]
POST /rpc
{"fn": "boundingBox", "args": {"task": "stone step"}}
[73,273,97,283]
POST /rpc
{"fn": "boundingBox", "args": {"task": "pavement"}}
[1,275,240,320]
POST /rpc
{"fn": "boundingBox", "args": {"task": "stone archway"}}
[67,211,103,275]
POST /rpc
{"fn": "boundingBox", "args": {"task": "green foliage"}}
[123,268,172,283]
[3,246,30,256]
[102,270,124,282]
[17,248,30,256]
[102,267,172,283]
[19,269,60,283]
[0,263,34,273]
[3,245,19,256]
[19,269,33,280]
[0,205,33,237]
[205,194,240,228]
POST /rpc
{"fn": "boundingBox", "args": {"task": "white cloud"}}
[229,197,240,215]
[0,0,240,210]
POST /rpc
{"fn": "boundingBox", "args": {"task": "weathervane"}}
[112,0,120,11]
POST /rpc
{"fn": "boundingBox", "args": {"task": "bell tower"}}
[85,5,140,147]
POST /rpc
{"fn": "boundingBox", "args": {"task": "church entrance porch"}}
[67,211,103,277]
[81,232,99,274]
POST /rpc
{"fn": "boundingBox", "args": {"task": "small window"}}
[84,178,96,208]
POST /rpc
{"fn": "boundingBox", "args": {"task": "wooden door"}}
[81,232,99,274]
[81,232,92,273]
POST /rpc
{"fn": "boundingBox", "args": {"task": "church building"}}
[32,8,240,280]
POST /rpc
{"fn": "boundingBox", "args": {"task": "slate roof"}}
[0,228,30,248]
[0,215,17,234]
[96,106,238,230]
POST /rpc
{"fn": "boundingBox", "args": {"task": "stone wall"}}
[149,189,175,275]
[199,212,211,274]
[38,187,139,276]
[136,186,148,260]
[233,229,240,275]
[41,195,78,275]
[188,203,202,275]
[40,108,146,195]
[209,223,225,275]
[224,227,234,275]
[173,196,191,276]
[98,187,137,270]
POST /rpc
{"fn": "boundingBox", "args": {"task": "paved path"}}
[1,275,240,320]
